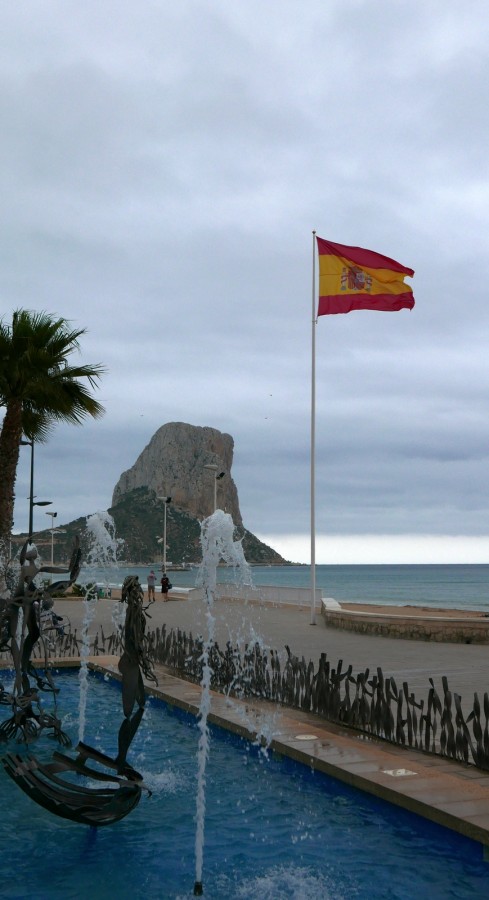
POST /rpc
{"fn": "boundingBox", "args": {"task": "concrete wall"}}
[321,602,489,644]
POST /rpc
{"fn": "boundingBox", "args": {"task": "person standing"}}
[147,570,156,603]
[160,572,170,601]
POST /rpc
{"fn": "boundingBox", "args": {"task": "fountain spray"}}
[78,511,119,743]
[193,509,251,896]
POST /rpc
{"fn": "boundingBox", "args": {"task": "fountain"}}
[0,514,155,825]
[2,513,489,896]
[78,512,121,743]
[1,665,488,897]
[193,509,252,895]
[0,505,267,887]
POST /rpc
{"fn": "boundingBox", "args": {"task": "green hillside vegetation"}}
[15,486,287,567]
[109,486,201,564]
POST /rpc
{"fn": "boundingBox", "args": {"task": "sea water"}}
[86,564,489,612]
[1,669,489,900]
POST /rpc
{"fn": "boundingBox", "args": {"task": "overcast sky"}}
[2,1,489,564]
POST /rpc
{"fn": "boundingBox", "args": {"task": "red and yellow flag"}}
[316,237,415,316]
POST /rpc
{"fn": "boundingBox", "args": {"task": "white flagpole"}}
[310,230,317,625]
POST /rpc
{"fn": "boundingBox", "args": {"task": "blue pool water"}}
[1,670,488,899]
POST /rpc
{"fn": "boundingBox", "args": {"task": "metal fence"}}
[2,621,488,771]
[145,624,489,771]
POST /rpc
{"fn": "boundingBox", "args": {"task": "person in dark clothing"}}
[160,573,170,601]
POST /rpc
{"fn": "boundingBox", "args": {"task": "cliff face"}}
[20,422,288,566]
[112,422,243,525]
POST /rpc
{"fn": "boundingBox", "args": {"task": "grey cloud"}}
[3,1,489,557]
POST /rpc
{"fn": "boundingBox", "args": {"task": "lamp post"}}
[44,515,66,581]
[203,464,226,513]
[45,511,58,565]
[20,439,52,540]
[157,496,172,572]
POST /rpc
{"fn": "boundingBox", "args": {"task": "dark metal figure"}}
[2,570,156,826]
[2,748,144,826]
[117,575,157,776]
[0,537,81,744]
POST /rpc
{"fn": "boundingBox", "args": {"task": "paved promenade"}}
[54,593,489,712]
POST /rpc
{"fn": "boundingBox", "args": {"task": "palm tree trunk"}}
[0,399,23,549]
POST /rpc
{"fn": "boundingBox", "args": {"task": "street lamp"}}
[45,511,58,565]
[44,514,67,580]
[203,464,226,513]
[157,496,172,572]
[20,439,52,540]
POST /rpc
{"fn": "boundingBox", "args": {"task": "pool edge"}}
[86,657,489,856]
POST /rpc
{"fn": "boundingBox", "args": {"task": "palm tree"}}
[0,309,106,552]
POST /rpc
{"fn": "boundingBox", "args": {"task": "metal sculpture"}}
[2,747,143,826]
[1,568,156,826]
[0,538,81,743]
[116,574,157,777]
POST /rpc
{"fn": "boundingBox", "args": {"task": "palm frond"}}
[0,308,107,543]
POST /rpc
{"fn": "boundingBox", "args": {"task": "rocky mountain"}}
[20,423,288,567]
[108,486,284,565]
[112,422,242,524]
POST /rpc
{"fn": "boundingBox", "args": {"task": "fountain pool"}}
[1,669,488,899]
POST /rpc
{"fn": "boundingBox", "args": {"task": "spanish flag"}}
[317,237,415,316]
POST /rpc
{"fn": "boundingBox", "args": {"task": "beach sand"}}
[341,602,488,619]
